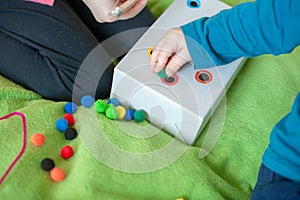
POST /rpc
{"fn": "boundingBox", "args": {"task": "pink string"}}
[0,112,27,185]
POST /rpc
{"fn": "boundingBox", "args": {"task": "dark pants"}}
[251,164,300,200]
[0,0,155,102]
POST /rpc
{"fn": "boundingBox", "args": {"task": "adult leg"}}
[0,0,114,102]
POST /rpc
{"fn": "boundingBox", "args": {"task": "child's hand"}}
[150,28,191,76]
[82,0,148,23]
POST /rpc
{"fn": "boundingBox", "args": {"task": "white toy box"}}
[110,0,246,145]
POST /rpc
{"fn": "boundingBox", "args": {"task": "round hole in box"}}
[187,0,201,8]
[161,74,179,86]
[147,47,154,57]
[195,70,212,84]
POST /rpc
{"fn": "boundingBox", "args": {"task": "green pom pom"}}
[105,104,118,120]
[157,68,167,78]
[94,99,108,113]
[134,110,146,122]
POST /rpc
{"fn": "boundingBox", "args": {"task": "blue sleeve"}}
[262,92,300,183]
[181,0,300,69]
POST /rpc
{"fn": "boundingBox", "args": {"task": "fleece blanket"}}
[1,0,300,199]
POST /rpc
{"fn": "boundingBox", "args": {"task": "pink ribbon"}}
[0,112,27,185]
[25,0,54,6]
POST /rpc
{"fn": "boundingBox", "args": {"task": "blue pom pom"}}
[56,118,69,132]
[125,109,135,121]
[81,95,95,108]
[107,98,120,107]
[64,102,77,114]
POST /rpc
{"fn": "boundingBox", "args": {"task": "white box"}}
[110,0,246,145]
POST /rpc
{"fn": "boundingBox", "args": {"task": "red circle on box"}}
[195,70,212,84]
[161,74,179,86]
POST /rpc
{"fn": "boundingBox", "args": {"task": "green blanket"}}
[1,0,300,199]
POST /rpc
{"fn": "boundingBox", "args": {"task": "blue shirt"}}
[181,0,300,182]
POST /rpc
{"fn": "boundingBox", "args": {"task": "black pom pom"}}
[64,127,78,140]
[41,158,55,171]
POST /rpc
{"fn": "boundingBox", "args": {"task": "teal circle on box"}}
[187,0,201,8]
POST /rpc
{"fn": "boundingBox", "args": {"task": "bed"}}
[1,0,300,199]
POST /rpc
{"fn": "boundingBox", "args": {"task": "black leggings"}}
[0,0,155,102]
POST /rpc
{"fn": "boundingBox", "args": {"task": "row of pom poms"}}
[80,95,146,122]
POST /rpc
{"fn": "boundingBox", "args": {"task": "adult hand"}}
[82,0,148,23]
[150,28,192,76]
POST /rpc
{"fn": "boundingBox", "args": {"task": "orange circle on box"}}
[195,70,212,84]
[161,74,179,86]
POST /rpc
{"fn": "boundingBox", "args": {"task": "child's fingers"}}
[149,28,190,76]
[154,50,172,72]
[165,54,187,76]
[149,50,166,73]
[149,42,165,72]
[150,47,173,73]
[149,47,160,72]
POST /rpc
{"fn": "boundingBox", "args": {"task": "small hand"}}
[150,28,191,76]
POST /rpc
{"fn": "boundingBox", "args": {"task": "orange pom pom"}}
[50,167,65,182]
[31,133,45,146]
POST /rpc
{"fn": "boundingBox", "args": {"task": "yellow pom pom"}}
[116,106,126,120]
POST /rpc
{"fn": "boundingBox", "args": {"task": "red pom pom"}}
[63,113,75,126]
[60,145,74,159]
